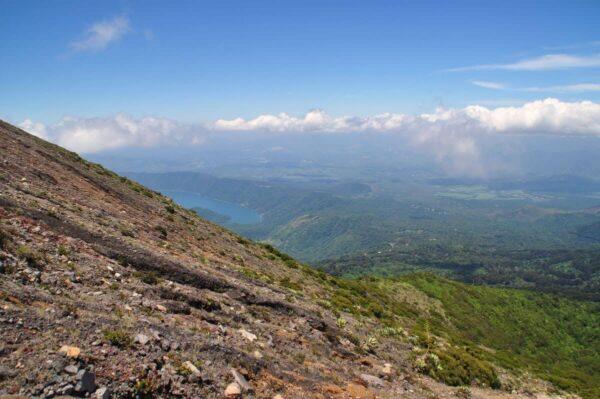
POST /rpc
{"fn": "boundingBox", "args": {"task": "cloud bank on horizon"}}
[19,99,600,155]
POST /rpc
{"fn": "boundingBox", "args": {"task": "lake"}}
[162,190,261,225]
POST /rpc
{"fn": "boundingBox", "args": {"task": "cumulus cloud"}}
[212,99,600,136]
[20,114,205,153]
[448,53,600,72]
[18,119,49,140]
[461,99,600,135]
[213,109,409,133]
[71,15,130,52]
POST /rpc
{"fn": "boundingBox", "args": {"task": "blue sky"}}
[2,0,600,125]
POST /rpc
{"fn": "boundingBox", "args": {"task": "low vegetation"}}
[103,329,133,348]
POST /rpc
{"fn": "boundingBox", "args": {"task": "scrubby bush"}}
[119,226,136,237]
[280,276,302,291]
[154,225,168,239]
[362,335,379,353]
[416,346,501,389]
[379,326,405,338]
[456,387,472,399]
[103,329,133,348]
[57,245,70,256]
[165,204,176,214]
[16,245,43,267]
[136,271,160,285]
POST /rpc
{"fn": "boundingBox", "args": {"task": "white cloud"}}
[18,119,49,140]
[448,53,600,72]
[212,99,600,136]
[213,110,410,133]
[71,16,130,52]
[210,99,600,176]
[19,99,600,159]
[20,114,205,153]
[471,81,506,90]
[460,98,600,135]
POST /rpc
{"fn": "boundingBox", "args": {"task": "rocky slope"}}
[0,120,578,399]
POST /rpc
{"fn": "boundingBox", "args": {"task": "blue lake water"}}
[162,190,261,225]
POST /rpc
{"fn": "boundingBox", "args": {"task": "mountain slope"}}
[0,120,591,399]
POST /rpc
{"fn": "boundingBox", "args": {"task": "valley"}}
[125,171,600,301]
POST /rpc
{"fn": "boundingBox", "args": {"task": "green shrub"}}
[362,336,379,353]
[379,326,405,338]
[456,387,472,399]
[119,226,135,237]
[134,378,156,398]
[418,346,501,389]
[165,205,176,214]
[236,236,250,245]
[57,245,70,256]
[154,225,168,239]
[136,271,160,285]
[280,276,302,291]
[16,245,42,267]
[103,329,132,348]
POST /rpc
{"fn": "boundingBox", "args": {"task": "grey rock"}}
[64,365,79,374]
[33,383,45,394]
[224,382,241,397]
[134,333,150,345]
[75,369,96,393]
[0,365,17,380]
[65,271,77,282]
[52,358,68,372]
[359,373,385,388]
[94,386,111,399]
[187,373,202,384]
[58,383,75,395]
[230,368,251,392]
[149,329,161,340]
